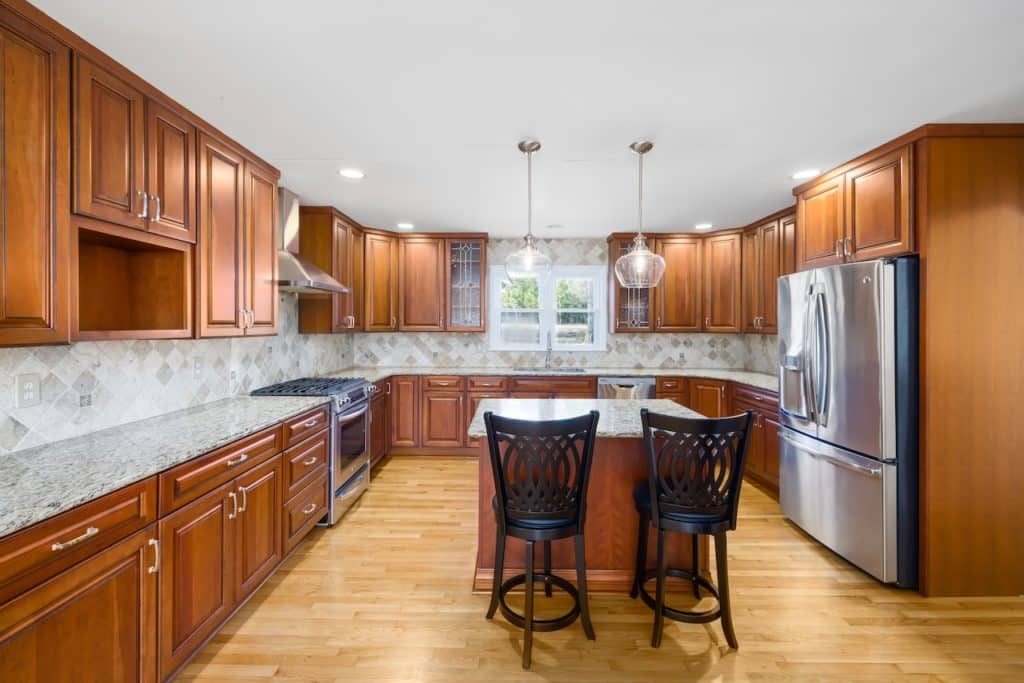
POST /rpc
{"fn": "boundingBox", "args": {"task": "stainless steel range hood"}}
[277,187,349,294]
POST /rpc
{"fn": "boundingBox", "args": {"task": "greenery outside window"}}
[488,266,606,351]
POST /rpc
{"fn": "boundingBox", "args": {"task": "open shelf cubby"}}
[73,221,193,340]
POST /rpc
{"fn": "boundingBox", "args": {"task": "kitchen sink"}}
[514,367,589,373]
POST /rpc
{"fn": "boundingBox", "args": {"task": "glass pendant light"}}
[614,140,666,288]
[505,139,552,281]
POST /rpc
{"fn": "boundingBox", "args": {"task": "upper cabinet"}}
[74,56,196,243]
[741,212,790,334]
[446,238,486,332]
[654,236,702,332]
[0,9,70,347]
[197,133,278,338]
[702,232,742,333]
[795,145,912,271]
[399,237,446,331]
[297,207,359,333]
[364,232,399,332]
[610,236,653,332]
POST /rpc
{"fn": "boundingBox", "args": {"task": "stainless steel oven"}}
[329,397,370,525]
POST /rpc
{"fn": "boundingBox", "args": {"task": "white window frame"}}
[488,265,607,352]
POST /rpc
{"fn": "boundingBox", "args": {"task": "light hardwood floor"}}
[179,457,1024,682]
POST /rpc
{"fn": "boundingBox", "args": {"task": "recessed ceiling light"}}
[791,168,820,180]
[695,223,713,230]
[396,222,414,230]
[338,167,365,180]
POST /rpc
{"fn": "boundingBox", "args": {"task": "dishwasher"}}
[597,376,656,399]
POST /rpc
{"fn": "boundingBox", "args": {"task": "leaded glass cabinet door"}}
[609,237,653,332]
[446,238,486,331]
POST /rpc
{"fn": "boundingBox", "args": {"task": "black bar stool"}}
[483,410,599,669]
[630,408,754,649]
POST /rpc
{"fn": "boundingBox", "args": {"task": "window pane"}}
[555,312,595,345]
[500,277,539,309]
[500,311,541,345]
[555,277,593,309]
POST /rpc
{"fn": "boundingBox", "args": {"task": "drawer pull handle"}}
[147,538,159,574]
[436,381,449,386]
[302,456,318,466]
[302,502,318,516]
[303,418,319,428]
[51,526,99,551]
[226,453,248,467]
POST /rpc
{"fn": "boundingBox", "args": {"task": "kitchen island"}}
[467,398,705,593]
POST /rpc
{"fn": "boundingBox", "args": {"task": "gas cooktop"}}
[250,377,367,397]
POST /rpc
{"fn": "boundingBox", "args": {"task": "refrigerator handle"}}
[802,287,818,424]
[814,291,831,426]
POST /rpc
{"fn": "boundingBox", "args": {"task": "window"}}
[489,266,606,351]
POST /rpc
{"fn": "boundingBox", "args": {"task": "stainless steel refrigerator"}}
[777,256,918,586]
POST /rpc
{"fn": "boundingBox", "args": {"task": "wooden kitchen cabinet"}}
[298,207,359,333]
[731,384,781,495]
[466,391,509,446]
[197,132,278,338]
[390,375,420,447]
[0,9,70,347]
[446,238,487,331]
[780,213,797,276]
[145,101,196,242]
[399,237,447,331]
[654,236,702,331]
[844,146,912,262]
[421,390,465,448]
[796,175,845,270]
[0,527,158,683]
[609,236,653,332]
[157,482,236,679]
[370,384,390,466]
[702,232,742,332]
[655,377,689,407]
[741,217,782,333]
[233,455,283,601]
[689,379,729,418]
[364,232,399,331]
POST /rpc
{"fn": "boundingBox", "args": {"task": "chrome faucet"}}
[544,331,553,369]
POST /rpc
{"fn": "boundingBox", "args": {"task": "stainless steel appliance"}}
[597,376,655,400]
[777,256,918,586]
[276,187,348,294]
[251,377,375,525]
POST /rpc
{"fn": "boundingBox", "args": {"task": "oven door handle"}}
[336,405,369,425]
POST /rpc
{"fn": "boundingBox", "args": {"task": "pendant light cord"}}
[636,150,644,239]
[527,149,534,239]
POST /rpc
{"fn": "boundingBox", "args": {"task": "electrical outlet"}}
[15,374,41,408]
[193,358,203,379]
[79,394,92,407]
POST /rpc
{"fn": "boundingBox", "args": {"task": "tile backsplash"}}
[0,296,351,454]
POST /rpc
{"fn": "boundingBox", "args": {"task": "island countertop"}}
[466,398,703,438]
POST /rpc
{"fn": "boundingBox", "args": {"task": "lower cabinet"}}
[283,476,328,555]
[655,377,689,407]
[421,390,465,448]
[466,392,508,446]
[0,527,158,682]
[369,385,389,466]
[731,387,781,495]
[234,456,283,601]
[390,375,420,447]
[689,379,729,418]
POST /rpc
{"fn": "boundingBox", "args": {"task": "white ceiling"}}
[35,0,1024,237]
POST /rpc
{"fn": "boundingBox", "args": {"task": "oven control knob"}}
[340,396,351,405]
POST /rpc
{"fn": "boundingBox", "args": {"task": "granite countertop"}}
[338,366,778,392]
[0,396,330,539]
[466,398,704,438]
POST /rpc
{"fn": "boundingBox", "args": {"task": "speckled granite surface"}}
[0,396,329,539]
[338,366,778,392]
[466,398,704,438]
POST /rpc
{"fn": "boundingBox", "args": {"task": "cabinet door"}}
[145,101,195,242]
[796,175,844,270]
[733,399,764,478]
[349,227,365,330]
[0,12,69,347]
[689,379,728,418]
[0,528,158,683]
[780,212,797,277]
[760,219,781,333]
[761,413,781,489]
[158,482,235,679]
[333,216,353,331]
[740,227,762,332]
[654,236,702,331]
[702,233,742,332]
[609,237,653,331]
[73,56,146,230]
[370,392,389,466]
[197,133,246,337]
[844,145,912,262]
[447,239,486,331]
[364,232,398,331]
[234,455,282,600]
[399,237,445,331]
[390,375,420,447]
[466,392,507,446]
[244,160,279,336]
[421,391,464,448]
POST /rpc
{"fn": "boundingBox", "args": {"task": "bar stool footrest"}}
[497,573,581,632]
[637,567,722,624]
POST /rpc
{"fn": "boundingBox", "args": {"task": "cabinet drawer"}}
[0,477,157,603]
[423,375,463,391]
[731,384,779,411]
[284,474,328,554]
[656,377,687,392]
[510,376,596,394]
[159,426,280,514]
[283,430,329,501]
[282,405,330,447]
[467,376,508,391]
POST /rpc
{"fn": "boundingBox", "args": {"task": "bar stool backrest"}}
[484,411,600,530]
[640,409,754,529]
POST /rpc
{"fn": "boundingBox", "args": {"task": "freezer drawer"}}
[779,428,898,583]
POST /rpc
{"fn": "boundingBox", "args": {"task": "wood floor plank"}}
[177,456,1024,682]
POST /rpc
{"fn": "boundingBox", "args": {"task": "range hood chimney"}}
[277,187,349,294]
